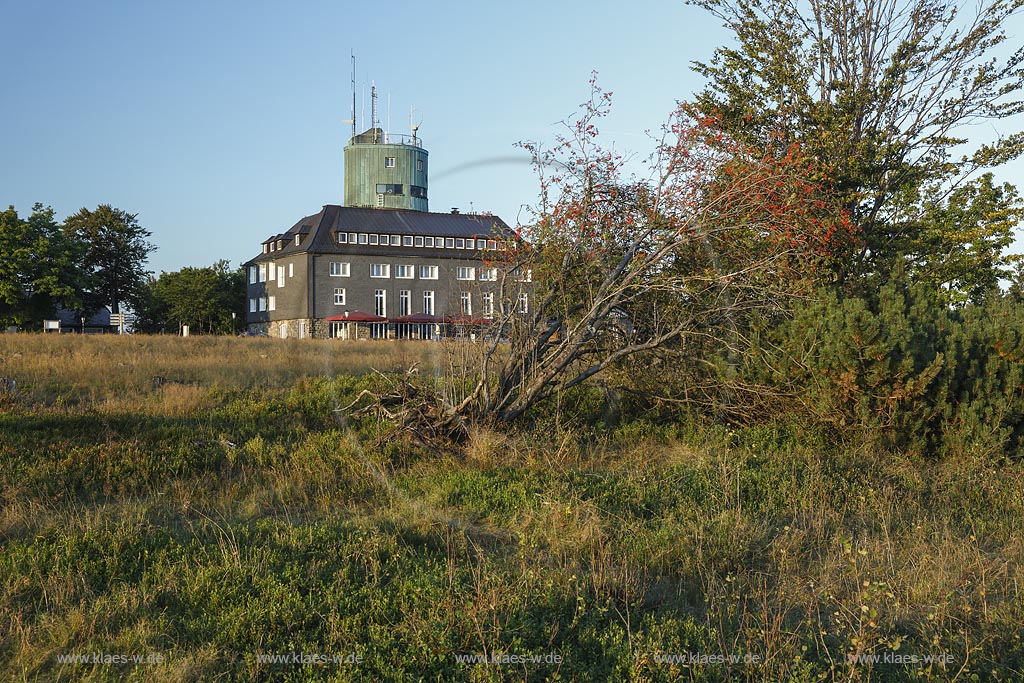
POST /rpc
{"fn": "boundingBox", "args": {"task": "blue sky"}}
[2,0,1022,275]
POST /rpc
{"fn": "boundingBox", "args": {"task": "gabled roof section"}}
[246,205,514,263]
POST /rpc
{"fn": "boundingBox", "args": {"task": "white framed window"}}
[358,233,368,244]
[456,238,465,249]
[483,293,494,317]
[403,235,413,247]
[249,298,257,313]
[385,157,396,168]
[399,290,411,316]
[334,288,346,305]
[248,266,257,284]
[268,295,276,311]
[425,237,434,248]
[330,262,350,277]
[337,232,348,244]
[518,293,529,314]
[375,289,387,317]
[487,240,497,250]
[294,234,301,246]
[464,240,474,250]
[277,266,285,288]
[513,268,533,282]
[390,235,400,246]
[348,232,357,243]
[288,263,294,277]
[419,265,438,279]
[461,291,472,315]
[263,244,269,254]
[380,234,389,245]
[258,297,267,312]
[477,239,486,249]
[369,234,379,245]
[268,263,276,283]
[445,238,455,248]
[457,266,475,280]
[371,263,390,278]
[479,268,497,282]
[414,236,424,247]
[423,290,434,315]
[258,264,267,282]
[395,264,414,279]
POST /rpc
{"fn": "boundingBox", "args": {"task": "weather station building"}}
[244,87,528,340]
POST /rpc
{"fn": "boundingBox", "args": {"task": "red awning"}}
[324,311,387,322]
[390,313,441,324]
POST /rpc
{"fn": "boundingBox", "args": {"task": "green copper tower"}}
[344,118,429,212]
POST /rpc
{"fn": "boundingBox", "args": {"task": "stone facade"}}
[244,205,529,339]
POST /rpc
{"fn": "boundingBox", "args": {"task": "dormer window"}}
[294,235,301,246]
[263,244,269,254]
[337,232,348,244]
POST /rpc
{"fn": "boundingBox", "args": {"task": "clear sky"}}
[2,0,1022,275]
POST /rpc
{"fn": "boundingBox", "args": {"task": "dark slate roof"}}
[246,205,515,264]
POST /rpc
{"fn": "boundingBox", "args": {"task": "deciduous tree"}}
[689,0,1024,297]
[134,260,245,334]
[0,204,83,327]
[357,83,854,435]
[63,204,155,314]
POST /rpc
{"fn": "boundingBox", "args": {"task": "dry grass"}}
[3,333,1024,681]
[0,333,452,407]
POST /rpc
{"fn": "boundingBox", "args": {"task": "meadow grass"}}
[0,333,1022,681]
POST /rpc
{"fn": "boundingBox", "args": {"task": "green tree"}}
[63,205,156,314]
[0,204,83,327]
[135,260,245,334]
[689,0,1024,297]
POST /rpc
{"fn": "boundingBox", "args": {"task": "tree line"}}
[0,203,244,333]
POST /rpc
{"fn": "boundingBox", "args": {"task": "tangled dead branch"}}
[337,365,472,445]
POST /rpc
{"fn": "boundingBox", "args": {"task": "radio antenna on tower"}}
[371,81,378,142]
[350,51,356,138]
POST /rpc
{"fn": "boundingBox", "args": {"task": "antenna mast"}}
[350,51,356,138]
[371,82,378,142]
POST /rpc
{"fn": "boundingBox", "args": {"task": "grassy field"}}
[1,334,1022,682]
